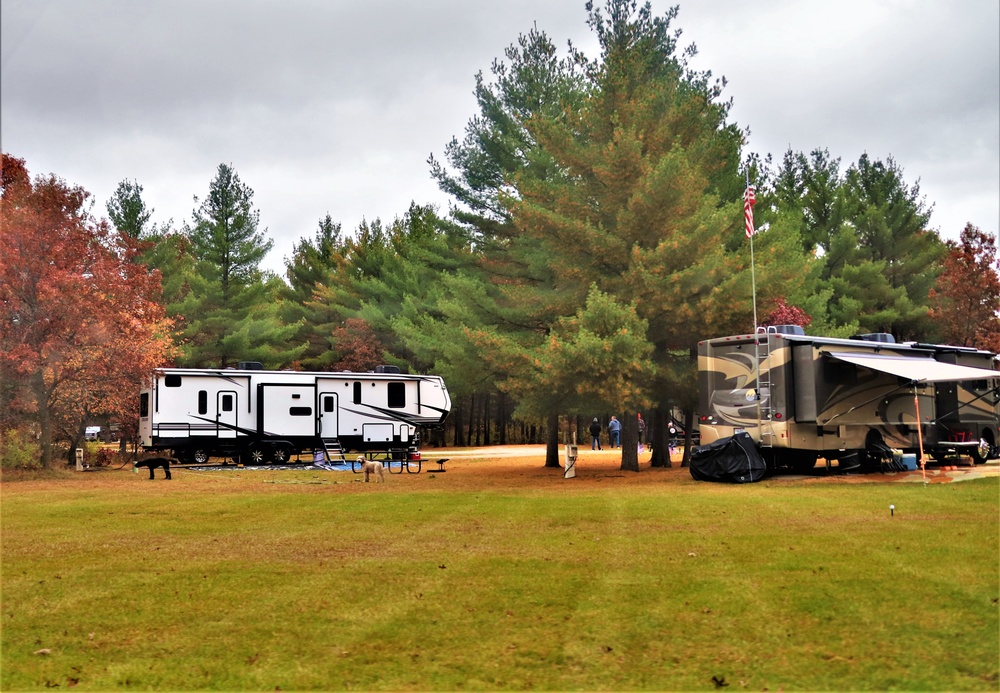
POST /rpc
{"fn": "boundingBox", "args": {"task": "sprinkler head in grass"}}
[890,504,894,516]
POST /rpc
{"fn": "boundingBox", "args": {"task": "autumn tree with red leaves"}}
[0,154,175,468]
[928,224,1000,352]
[761,298,813,329]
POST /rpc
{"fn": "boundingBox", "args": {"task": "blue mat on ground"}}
[311,460,409,472]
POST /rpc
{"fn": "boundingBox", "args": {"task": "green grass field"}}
[2,465,998,691]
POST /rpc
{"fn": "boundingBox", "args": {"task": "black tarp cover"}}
[690,432,768,484]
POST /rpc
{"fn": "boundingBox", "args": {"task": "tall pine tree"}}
[180,164,303,368]
[472,1,807,469]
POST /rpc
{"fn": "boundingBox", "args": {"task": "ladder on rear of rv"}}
[754,327,774,449]
[322,438,346,465]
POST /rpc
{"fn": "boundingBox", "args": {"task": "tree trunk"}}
[467,393,476,446]
[483,392,493,445]
[453,400,465,447]
[620,411,639,471]
[681,407,695,467]
[544,413,561,467]
[498,391,507,444]
[649,405,671,468]
[32,370,53,469]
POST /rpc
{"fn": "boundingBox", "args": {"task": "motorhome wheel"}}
[271,445,291,464]
[970,436,992,465]
[192,449,209,465]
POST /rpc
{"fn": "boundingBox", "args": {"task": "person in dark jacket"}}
[589,418,602,450]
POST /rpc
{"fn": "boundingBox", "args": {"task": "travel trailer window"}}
[198,390,208,415]
[324,397,335,413]
[221,394,233,412]
[353,382,362,404]
[165,374,182,387]
[388,382,405,408]
[289,407,312,416]
[140,393,149,418]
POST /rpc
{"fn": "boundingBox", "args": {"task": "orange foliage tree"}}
[331,318,386,373]
[928,223,1000,353]
[0,154,175,467]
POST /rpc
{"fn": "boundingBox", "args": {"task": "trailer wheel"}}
[192,449,210,465]
[246,445,267,465]
[271,445,291,464]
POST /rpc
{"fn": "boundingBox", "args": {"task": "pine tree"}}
[483,1,808,468]
[281,214,348,368]
[180,164,303,368]
[106,179,153,239]
[771,150,947,340]
[189,164,272,300]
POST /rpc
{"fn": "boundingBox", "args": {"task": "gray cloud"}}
[2,0,996,275]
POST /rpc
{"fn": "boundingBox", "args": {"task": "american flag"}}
[744,185,756,238]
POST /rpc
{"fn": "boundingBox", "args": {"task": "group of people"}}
[588,413,645,450]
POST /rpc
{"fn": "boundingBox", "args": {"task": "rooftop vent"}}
[237,361,264,370]
[374,365,401,374]
[851,333,896,344]
[765,324,806,336]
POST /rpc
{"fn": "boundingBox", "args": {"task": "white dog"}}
[359,456,384,483]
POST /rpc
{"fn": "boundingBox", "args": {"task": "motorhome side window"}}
[140,393,149,418]
[221,394,233,412]
[353,382,362,404]
[198,390,208,415]
[165,374,182,387]
[387,382,405,408]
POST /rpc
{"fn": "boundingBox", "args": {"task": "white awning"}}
[827,351,1000,383]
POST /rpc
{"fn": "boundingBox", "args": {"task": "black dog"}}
[134,457,172,480]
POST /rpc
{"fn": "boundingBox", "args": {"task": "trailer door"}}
[217,391,238,438]
[319,393,338,438]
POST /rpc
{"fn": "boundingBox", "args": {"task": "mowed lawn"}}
[2,461,998,691]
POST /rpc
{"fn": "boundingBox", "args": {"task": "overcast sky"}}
[3,0,998,276]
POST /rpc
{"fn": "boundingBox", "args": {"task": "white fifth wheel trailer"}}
[698,327,1000,472]
[139,363,451,464]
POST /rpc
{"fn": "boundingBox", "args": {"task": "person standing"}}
[608,416,621,448]
[637,412,646,444]
[589,418,603,450]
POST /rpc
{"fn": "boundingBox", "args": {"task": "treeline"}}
[3,0,998,470]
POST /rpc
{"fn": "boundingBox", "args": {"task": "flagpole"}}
[745,173,762,473]
[750,227,758,332]
[745,172,758,332]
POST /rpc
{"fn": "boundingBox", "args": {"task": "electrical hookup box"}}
[564,444,578,479]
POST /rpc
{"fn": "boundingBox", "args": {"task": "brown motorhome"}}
[698,326,1000,472]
